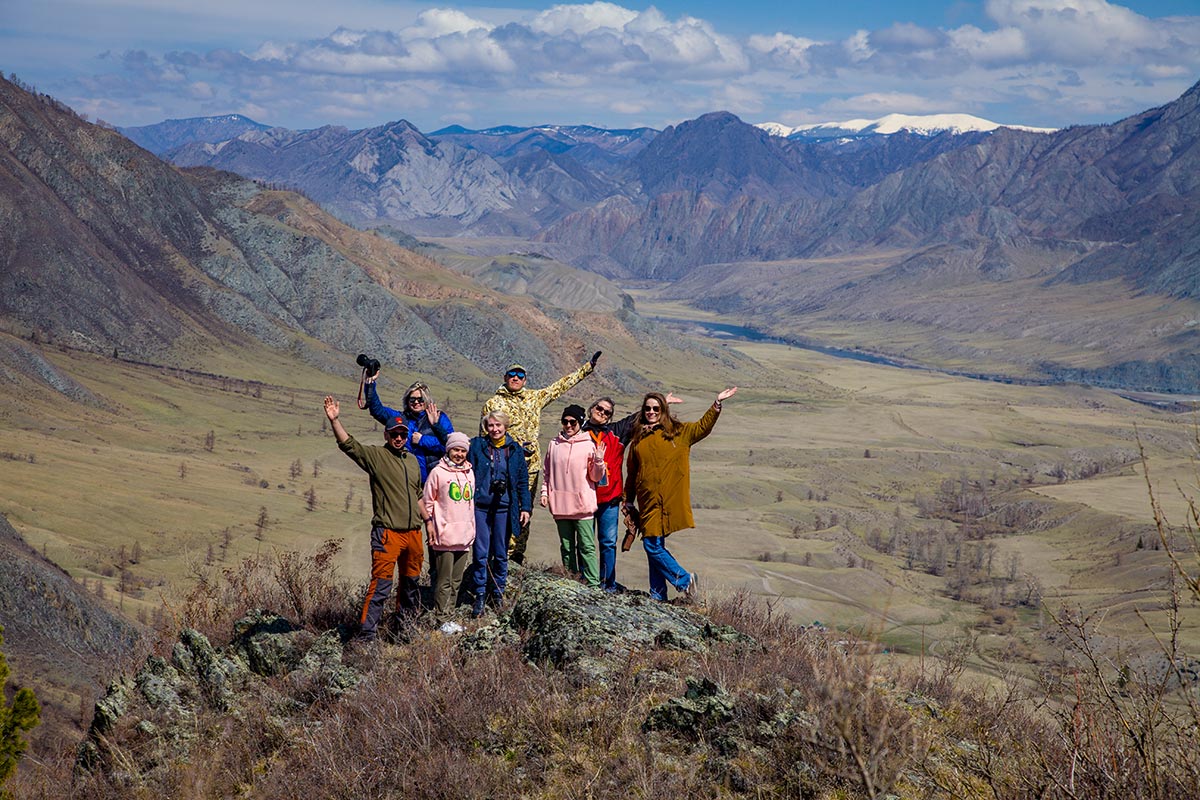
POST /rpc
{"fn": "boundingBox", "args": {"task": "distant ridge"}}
[757,113,1057,140]
[119,114,271,155]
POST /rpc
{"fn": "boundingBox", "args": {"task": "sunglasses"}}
[409,382,428,391]
[407,396,426,405]
[642,405,662,413]
[386,428,406,437]
[594,406,613,418]
[561,417,580,426]
[505,370,526,379]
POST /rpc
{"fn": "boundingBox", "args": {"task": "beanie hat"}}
[445,432,471,451]
[561,404,586,422]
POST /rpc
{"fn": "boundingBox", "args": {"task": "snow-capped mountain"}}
[758,113,1056,141]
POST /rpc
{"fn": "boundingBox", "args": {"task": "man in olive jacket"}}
[480,352,600,563]
[324,395,426,640]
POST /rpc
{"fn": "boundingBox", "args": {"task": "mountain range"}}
[20,76,1200,392]
[0,75,720,395]
[143,111,1048,240]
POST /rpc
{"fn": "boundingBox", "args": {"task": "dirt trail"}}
[743,563,948,650]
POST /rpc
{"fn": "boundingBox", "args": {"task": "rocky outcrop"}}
[76,571,755,782]
[77,610,358,778]
[462,570,752,680]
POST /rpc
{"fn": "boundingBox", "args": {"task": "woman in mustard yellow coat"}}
[623,386,737,601]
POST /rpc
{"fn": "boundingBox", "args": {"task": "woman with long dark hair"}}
[623,387,737,601]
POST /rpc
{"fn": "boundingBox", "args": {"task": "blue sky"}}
[2,0,1198,132]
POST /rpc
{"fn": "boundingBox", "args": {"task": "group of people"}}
[323,353,736,640]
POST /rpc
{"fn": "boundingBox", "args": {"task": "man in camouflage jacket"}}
[481,352,600,563]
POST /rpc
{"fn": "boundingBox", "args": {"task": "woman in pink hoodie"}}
[422,431,476,618]
[540,404,607,587]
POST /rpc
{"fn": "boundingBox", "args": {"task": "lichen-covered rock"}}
[134,655,188,715]
[77,612,360,780]
[292,630,359,697]
[88,678,132,735]
[172,627,249,710]
[460,571,753,673]
[230,610,306,676]
[644,677,735,737]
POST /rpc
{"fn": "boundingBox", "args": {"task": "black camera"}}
[490,477,508,496]
[356,353,381,377]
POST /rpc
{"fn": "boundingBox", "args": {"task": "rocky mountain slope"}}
[428,122,657,169]
[0,511,140,745]
[0,75,689,389]
[164,119,641,236]
[542,80,1200,283]
[118,114,271,155]
[167,120,520,234]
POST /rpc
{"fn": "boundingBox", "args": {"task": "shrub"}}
[0,625,40,790]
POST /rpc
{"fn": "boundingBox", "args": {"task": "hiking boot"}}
[683,573,699,601]
[488,592,506,611]
[471,595,486,618]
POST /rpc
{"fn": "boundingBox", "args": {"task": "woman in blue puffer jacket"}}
[466,410,531,616]
[363,375,454,483]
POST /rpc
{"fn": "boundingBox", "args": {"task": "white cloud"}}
[983,0,1164,63]
[404,8,492,40]
[843,30,874,63]
[187,81,216,99]
[946,25,1029,65]
[747,32,820,71]
[821,92,952,116]
[610,99,648,114]
[708,83,764,115]
[25,0,1200,132]
[530,2,637,36]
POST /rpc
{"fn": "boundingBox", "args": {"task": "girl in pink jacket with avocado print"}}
[423,431,476,619]
[540,404,607,587]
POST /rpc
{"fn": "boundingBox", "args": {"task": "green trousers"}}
[555,517,598,588]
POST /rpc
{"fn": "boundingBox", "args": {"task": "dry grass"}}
[8,543,1200,799]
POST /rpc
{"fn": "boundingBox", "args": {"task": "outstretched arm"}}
[324,396,350,444]
[363,379,402,428]
[530,358,598,408]
[682,387,738,446]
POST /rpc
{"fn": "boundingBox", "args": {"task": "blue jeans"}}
[594,500,620,592]
[642,536,691,601]
[472,506,509,598]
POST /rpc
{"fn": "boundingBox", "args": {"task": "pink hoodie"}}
[422,456,476,551]
[541,430,606,520]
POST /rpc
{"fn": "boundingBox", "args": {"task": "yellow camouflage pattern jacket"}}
[479,361,594,475]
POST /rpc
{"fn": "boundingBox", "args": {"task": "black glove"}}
[590,350,602,368]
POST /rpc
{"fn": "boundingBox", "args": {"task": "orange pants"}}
[359,526,424,638]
